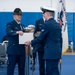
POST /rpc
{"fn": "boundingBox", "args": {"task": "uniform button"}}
[13,44,15,45]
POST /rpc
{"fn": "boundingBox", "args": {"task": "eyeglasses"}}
[14,14,22,16]
[17,14,22,16]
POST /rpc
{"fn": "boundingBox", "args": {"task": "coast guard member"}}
[32,17,45,75]
[25,6,62,75]
[6,8,26,75]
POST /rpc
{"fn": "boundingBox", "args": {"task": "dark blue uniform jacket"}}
[31,18,62,59]
[6,20,25,55]
[33,18,45,52]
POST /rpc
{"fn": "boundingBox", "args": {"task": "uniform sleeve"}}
[33,21,39,38]
[31,24,49,46]
[60,31,62,50]
[6,23,17,36]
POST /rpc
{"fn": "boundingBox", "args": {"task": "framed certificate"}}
[19,33,33,44]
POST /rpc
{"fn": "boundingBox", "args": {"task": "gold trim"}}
[62,48,68,54]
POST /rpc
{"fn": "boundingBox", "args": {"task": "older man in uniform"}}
[6,8,26,75]
[25,6,62,75]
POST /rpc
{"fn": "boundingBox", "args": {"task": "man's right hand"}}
[25,41,31,45]
[35,32,41,37]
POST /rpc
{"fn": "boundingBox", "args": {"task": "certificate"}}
[19,33,33,44]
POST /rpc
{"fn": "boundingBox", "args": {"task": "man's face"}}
[42,12,48,20]
[13,14,22,22]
